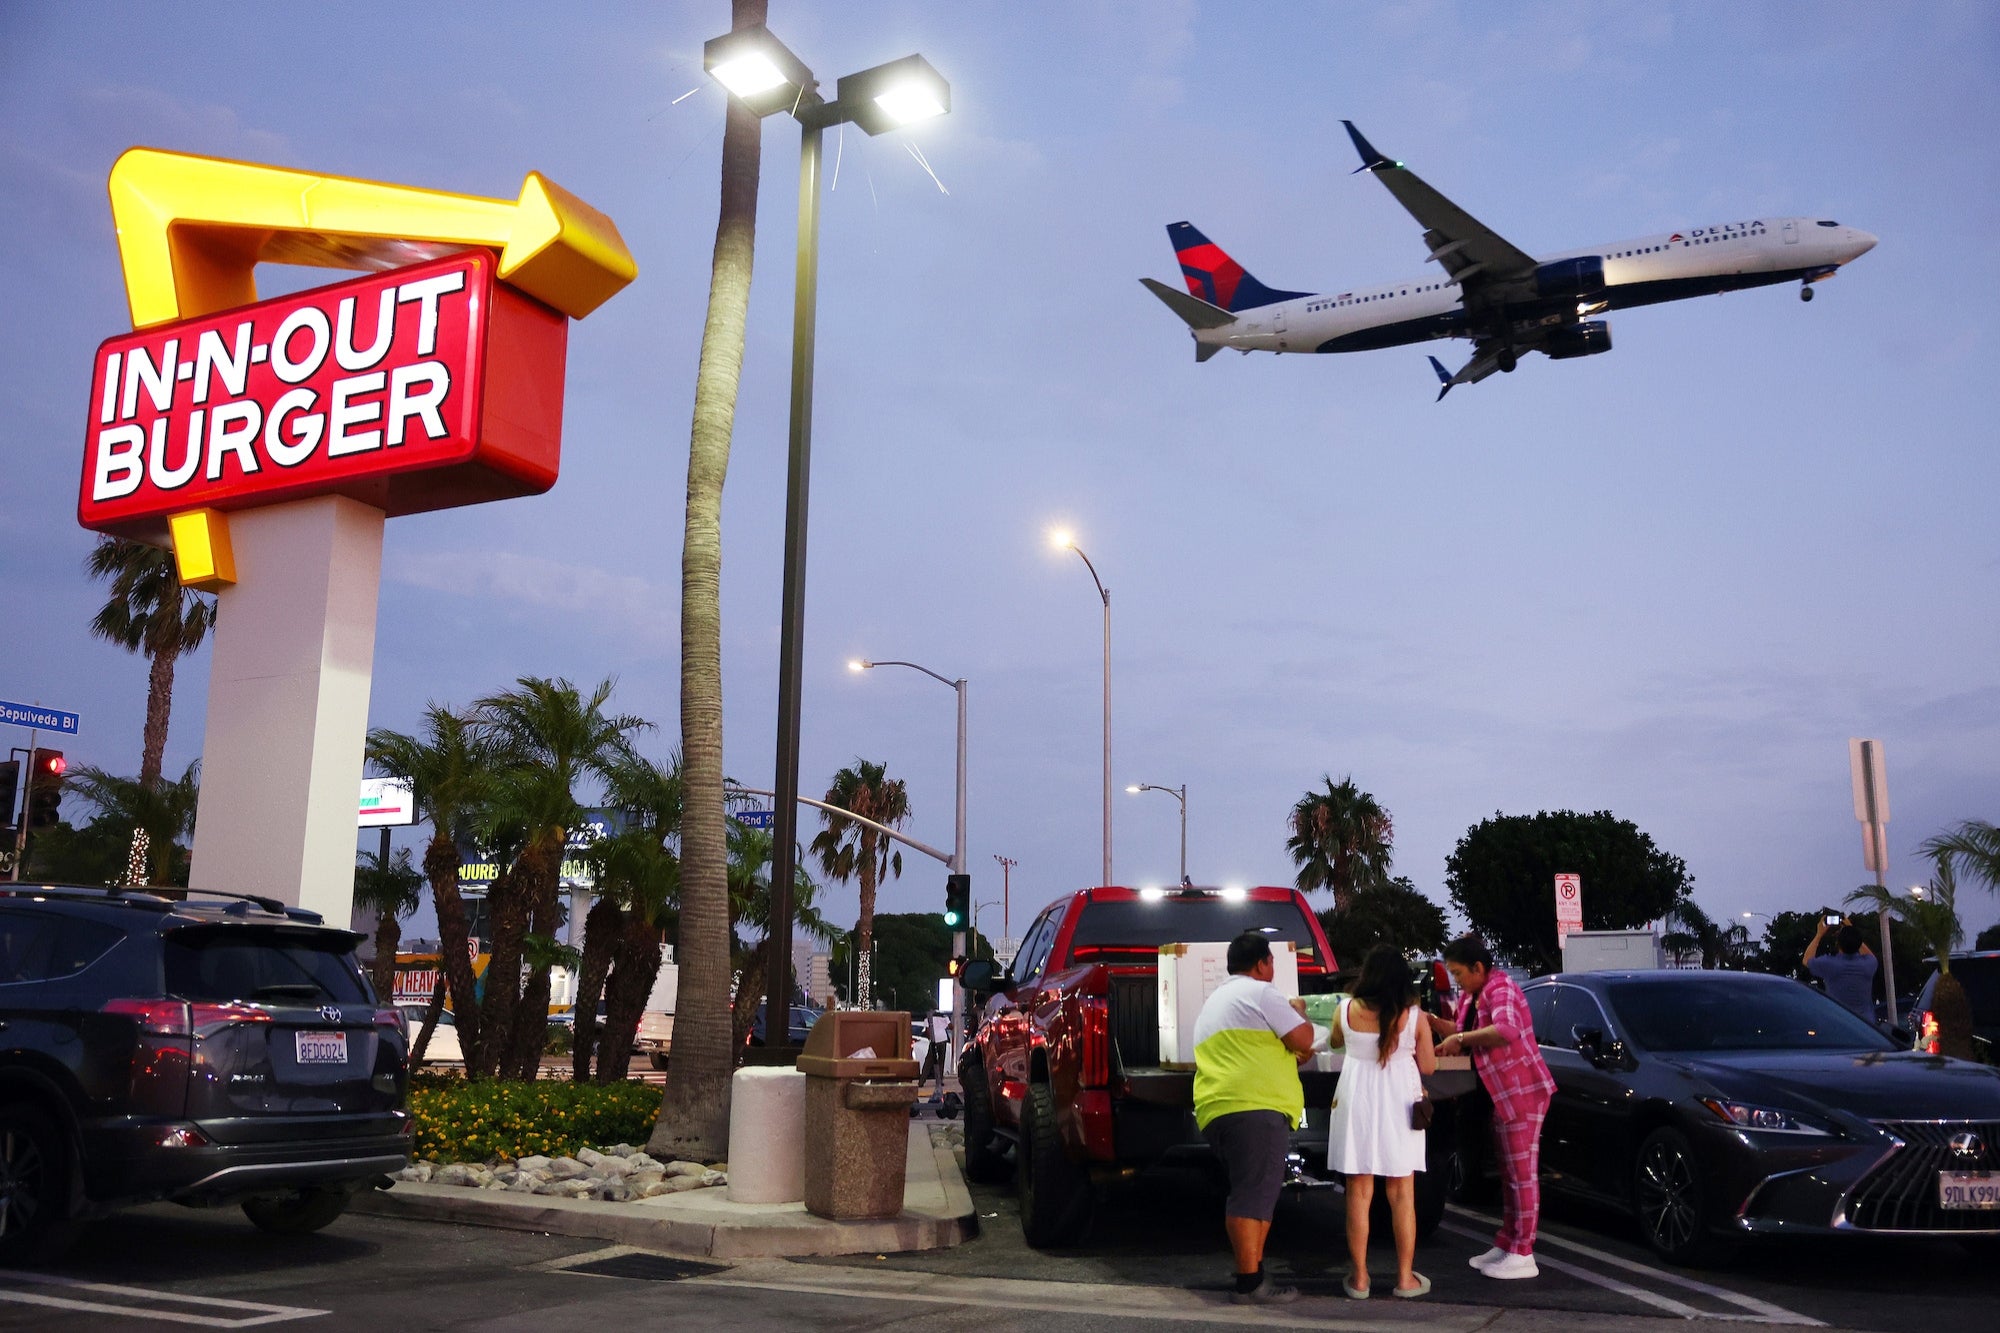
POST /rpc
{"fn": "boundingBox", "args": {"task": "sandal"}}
[1393,1273,1432,1299]
[1343,1272,1370,1299]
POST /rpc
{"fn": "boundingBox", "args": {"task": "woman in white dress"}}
[1325,946,1438,1298]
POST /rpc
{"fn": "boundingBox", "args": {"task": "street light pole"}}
[1053,533,1111,887]
[992,853,1016,935]
[1127,781,1188,885]
[704,25,950,1056]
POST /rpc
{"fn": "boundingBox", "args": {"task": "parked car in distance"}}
[1912,953,2000,1065]
[636,1008,675,1070]
[746,1001,821,1048]
[1523,970,2000,1264]
[0,884,412,1262]
[396,1004,461,1063]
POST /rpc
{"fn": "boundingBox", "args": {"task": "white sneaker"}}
[1481,1253,1540,1280]
[1468,1246,1507,1270]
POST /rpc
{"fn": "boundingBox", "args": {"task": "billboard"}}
[359,776,415,827]
[456,807,627,893]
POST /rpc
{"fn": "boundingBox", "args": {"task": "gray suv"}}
[0,884,412,1261]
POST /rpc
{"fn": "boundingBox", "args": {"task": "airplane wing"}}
[1342,122,1538,304]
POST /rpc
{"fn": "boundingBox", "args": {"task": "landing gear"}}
[1497,349,1518,372]
[1800,284,1815,302]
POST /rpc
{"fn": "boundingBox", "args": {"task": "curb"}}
[350,1123,975,1260]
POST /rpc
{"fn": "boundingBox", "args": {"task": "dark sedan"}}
[1523,970,2000,1264]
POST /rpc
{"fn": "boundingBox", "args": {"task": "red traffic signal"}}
[27,749,65,829]
[33,749,66,778]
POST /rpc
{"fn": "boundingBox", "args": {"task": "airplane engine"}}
[1534,255,1606,299]
[1544,320,1612,359]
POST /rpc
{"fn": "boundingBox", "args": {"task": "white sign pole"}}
[1848,738,1897,1026]
[189,496,384,924]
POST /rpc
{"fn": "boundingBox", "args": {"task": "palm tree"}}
[1286,776,1394,915]
[367,706,495,1075]
[582,752,683,1082]
[1849,859,1972,1059]
[656,0,769,1162]
[85,538,215,790]
[1661,897,1753,969]
[63,761,200,886]
[471,676,648,1080]
[809,760,909,1009]
[1924,820,2000,897]
[728,820,838,1051]
[353,848,424,1000]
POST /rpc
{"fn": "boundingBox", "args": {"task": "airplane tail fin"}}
[1167,221,1310,312]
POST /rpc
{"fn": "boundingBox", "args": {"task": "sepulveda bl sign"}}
[78,250,566,543]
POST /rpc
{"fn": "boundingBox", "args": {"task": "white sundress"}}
[1326,998,1426,1178]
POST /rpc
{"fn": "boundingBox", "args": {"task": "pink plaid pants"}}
[1493,1097,1549,1256]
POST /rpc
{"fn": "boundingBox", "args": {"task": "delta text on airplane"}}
[1142,122,1877,400]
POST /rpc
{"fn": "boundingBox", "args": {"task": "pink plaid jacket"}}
[1454,970,1555,1122]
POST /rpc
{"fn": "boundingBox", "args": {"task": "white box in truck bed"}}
[1157,939,1298,1069]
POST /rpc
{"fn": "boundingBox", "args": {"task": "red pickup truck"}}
[958,885,1468,1246]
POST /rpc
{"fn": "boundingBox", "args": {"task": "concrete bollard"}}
[726,1065,807,1203]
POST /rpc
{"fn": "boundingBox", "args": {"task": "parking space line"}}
[0,1270,328,1327]
[1442,1207,1823,1326]
[1436,1221,1718,1319]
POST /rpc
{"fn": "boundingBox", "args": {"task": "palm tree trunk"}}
[370,912,401,1002]
[856,832,879,1008]
[474,864,528,1080]
[409,973,447,1071]
[599,914,665,1084]
[141,642,175,789]
[571,894,622,1081]
[425,831,483,1069]
[1933,970,1976,1061]
[652,0,766,1163]
[507,839,564,1081]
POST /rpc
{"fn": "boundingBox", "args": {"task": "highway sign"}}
[733,808,775,829]
[0,700,79,735]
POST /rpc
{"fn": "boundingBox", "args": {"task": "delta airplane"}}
[1142,122,1877,398]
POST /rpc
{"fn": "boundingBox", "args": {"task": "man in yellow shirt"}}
[1193,932,1315,1306]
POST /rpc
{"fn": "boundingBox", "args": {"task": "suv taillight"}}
[375,1008,407,1037]
[1921,1009,1941,1055]
[1080,999,1110,1088]
[102,999,274,1035]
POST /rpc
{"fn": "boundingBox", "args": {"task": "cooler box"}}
[1158,940,1298,1070]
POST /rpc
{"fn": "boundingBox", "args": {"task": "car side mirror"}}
[1572,1024,1607,1064]
[1888,1025,1913,1047]
[959,958,1008,995]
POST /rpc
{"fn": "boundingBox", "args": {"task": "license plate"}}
[1940,1171,2000,1210]
[295,1031,348,1064]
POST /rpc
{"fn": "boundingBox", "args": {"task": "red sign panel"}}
[79,252,567,541]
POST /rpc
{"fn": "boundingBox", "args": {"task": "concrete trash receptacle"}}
[798,1010,921,1220]
[727,1065,807,1203]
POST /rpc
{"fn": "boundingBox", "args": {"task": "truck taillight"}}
[1921,1009,1940,1055]
[1081,1000,1110,1088]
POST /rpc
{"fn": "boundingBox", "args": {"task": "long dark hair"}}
[1350,945,1418,1066]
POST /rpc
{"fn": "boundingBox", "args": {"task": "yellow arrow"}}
[107,147,637,328]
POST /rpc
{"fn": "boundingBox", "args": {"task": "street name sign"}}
[0,700,79,735]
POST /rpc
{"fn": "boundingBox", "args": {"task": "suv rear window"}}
[1942,958,2000,1025]
[1066,897,1322,966]
[164,929,370,1004]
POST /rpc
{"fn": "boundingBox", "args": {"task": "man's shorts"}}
[1201,1109,1290,1221]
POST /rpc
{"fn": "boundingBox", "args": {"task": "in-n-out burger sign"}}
[79,250,566,541]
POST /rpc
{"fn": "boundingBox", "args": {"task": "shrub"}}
[409,1077,660,1164]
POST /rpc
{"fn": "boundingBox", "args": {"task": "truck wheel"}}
[957,1056,1009,1184]
[649,1053,670,1071]
[1017,1082,1091,1246]
[0,1104,82,1264]
[1413,1155,1446,1239]
[242,1187,349,1235]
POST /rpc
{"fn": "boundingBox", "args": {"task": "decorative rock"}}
[435,1163,485,1187]
[546,1157,591,1180]
[556,1178,597,1198]
[634,1180,677,1198]
[659,1175,707,1193]
[700,1171,727,1188]
[626,1153,663,1172]
[515,1156,552,1174]
[595,1157,634,1180]
[627,1169,665,1188]
[505,1174,540,1193]
[594,1182,635,1203]
[664,1161,709,1179]
[576,1147,608,1169]
[606,1143,639,1157]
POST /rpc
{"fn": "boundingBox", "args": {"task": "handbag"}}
[1411,1090,1434,1131]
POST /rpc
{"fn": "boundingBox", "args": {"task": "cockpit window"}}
[1817,220,1839,227]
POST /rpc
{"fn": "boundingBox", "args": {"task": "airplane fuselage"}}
[1202,217,1877,357]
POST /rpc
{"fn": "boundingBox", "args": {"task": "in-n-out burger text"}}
[78,251,568,542]
[90,269,467,501]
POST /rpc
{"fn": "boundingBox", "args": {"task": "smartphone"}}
[1824,912,1844,926]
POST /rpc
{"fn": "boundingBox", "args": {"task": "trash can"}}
[798,1010,921,1220]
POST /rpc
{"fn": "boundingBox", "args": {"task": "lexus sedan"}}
[1521,970,2000,1264]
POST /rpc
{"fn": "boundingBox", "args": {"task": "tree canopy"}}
[1316,877,1447,971]
[1444,809,1691,973]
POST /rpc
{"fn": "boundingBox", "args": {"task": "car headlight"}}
[1699,1098,1835,1136]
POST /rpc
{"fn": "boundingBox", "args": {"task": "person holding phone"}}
[1804,914,1878,1023]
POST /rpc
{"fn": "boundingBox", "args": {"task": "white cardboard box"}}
[1158,940,1299,1069]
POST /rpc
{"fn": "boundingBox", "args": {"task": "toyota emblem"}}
[320,1005,343,1024]
[1948,1131,1985,1160]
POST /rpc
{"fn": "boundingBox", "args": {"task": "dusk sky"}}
[5,2,1996,948]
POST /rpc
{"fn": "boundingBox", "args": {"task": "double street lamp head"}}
[704,25,949,133]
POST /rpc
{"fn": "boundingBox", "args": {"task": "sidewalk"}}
[350,1122,973,1260]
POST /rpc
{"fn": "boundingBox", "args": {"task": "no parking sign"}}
[1554,873,1584,939]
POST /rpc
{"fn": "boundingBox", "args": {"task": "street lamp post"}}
[1127,782,1188,885]
[971,899,1001,956]
[1052,531,1111,887]
[992,853,1016,936]
[705,24,950,1055]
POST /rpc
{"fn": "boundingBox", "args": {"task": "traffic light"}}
[0,759,17,828]
[944,873,970,928]
[947,955,967,979]
[26,749,65,829]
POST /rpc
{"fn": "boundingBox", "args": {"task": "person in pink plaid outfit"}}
[1431,935,1554,1280]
